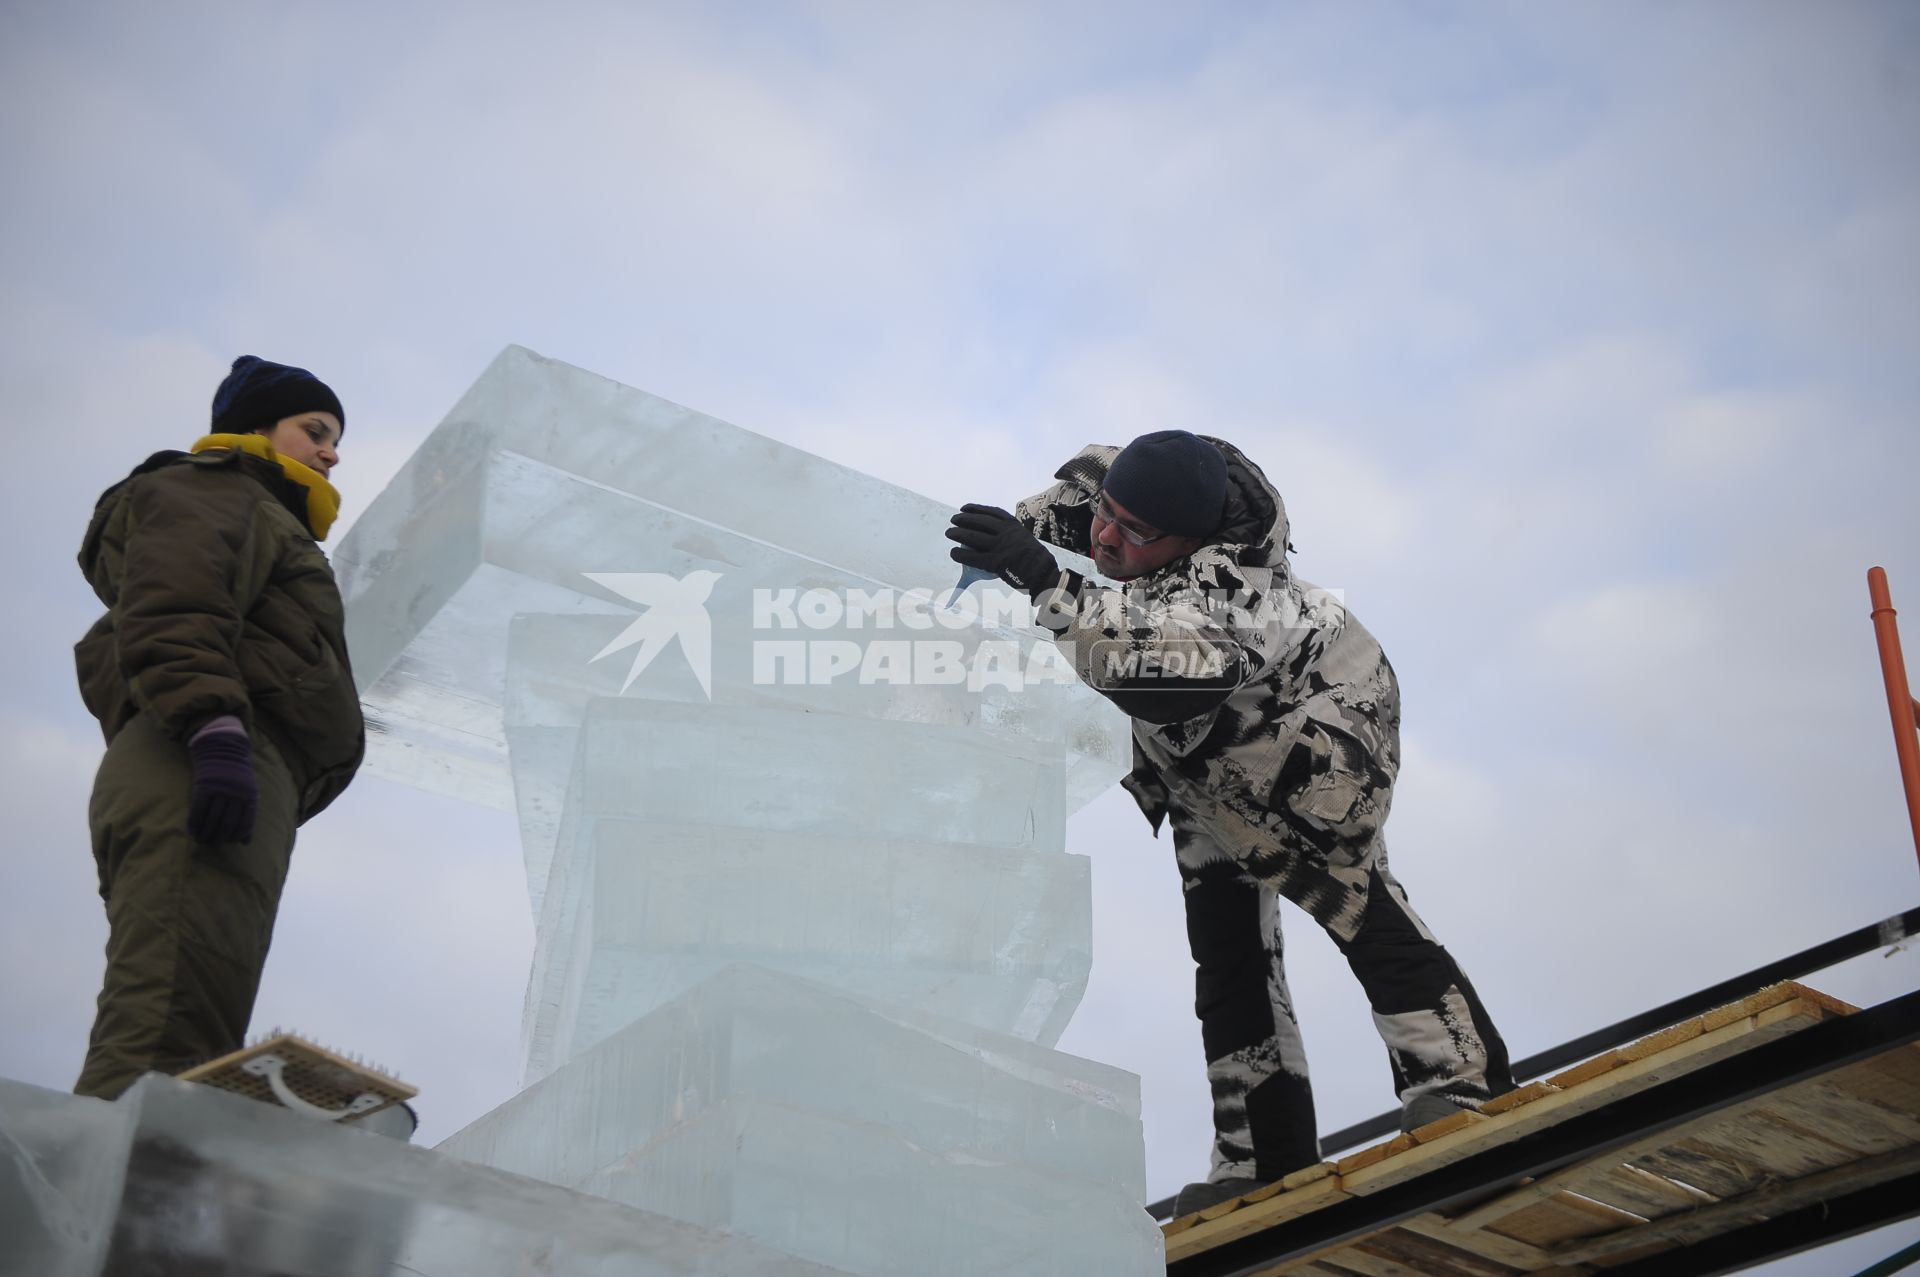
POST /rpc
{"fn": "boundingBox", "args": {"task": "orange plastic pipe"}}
[1868,567,1920,871]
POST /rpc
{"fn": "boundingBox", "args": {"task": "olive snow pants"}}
[1172,807,1513,1183]
[75,712,298,1100]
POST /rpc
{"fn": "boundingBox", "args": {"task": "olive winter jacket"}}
[75,444,365,824]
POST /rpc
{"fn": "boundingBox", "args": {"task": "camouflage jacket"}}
[1016,440,1399,938]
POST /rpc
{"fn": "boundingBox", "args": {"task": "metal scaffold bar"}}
[1869,567,1920,871]
[1319,906,1918,1159]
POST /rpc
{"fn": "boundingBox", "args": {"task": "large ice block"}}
[556,822,1091,1062]
[519,698,1087,1078]
[332,346,1131,816]
[576,1100,1165,1277]
[0,1078,131,1277]
[505,606,1127,907]
[0,1074,860,1277]
[440,966,1162,1276]
[571,697,1065,850]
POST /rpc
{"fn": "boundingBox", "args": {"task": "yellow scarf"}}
[190,433,342,540]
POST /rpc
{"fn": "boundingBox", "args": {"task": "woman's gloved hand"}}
[187,716,257,845]
[945,504,1062,597]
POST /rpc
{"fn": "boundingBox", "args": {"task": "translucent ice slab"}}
[505,607,1129,906]
[569,698,1065,850]
[449,965,1145,1189]
[512,651,1077,927]
[440,966,1160,1277]
[343,345,982,622]
[0,1073,859,1277]
[521,698,1084,1077]
[0,1078,131,1277]
[332,346,1129,817]
[537,821,1092,1075]
[575,1099,1165,1277]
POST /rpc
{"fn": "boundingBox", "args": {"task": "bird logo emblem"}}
[581,570,723,698]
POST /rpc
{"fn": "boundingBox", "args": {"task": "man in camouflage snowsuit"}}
[948,430,1512,1215]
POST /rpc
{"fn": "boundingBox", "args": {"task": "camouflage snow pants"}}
[1171,805,1513,1183]
[76,712,298,1101]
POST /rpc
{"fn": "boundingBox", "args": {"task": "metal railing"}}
[1165,988,1920,1277]
[1144,906,1919,1220]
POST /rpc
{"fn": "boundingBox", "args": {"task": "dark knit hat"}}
[1101,429,1227,538]
[210,355,345,437]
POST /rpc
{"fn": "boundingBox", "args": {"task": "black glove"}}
[945,504,1062,596]
[187,721,258,845]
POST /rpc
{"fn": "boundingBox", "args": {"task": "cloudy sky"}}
[3,1,1917,1270]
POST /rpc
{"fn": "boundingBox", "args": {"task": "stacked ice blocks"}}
[332,347,1159,1274]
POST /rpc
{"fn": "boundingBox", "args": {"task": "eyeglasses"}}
[1094,492,1168,547]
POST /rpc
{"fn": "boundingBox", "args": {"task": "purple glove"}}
[187,716,257,845]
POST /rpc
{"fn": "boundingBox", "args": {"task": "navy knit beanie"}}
[210,356,346,437]
[1101,430,1227,538]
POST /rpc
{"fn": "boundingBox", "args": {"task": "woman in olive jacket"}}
[72,356,366,1100]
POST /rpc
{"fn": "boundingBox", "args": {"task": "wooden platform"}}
[1163,981,1920,1274]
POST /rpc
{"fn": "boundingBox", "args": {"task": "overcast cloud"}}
[3,3,1917,1271]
